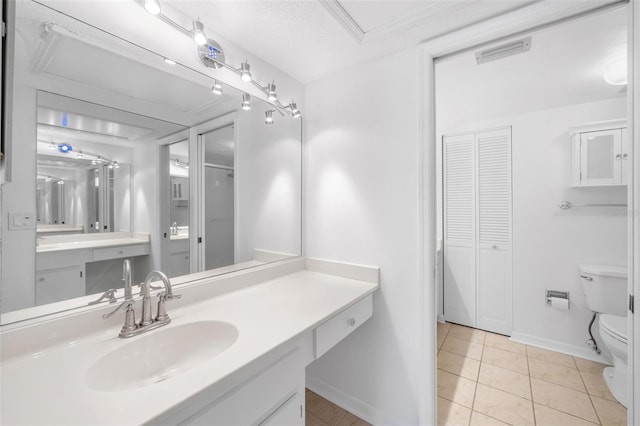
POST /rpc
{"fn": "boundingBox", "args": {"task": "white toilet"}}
[579,264,628,408]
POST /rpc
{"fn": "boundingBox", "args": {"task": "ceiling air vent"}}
[475,37,532,65]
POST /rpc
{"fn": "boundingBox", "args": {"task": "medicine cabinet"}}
[570,119,628,187]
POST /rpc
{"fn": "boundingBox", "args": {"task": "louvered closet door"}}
[443,133,476,328]
[476,128,512,335]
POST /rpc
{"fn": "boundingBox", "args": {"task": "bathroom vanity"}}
[0,258,378,425]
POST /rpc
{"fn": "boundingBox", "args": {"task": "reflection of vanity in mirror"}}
[1,0,302,318]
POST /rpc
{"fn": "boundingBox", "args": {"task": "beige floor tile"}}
[437,369,477,408]
[527,346,576,369]
[528,357,586,392]
[580,370,617,401]
[437,396,471,426]
[591,395,627,426]
[336,412,370,426]
[307,412,331,426]
[438,332,447,350]
[438,350,481,381]
[442,335,484,361]
[438,321,452,337]
[482,346,529,375]
[306,392,347,425]
[574,357,608,375]
[530,378,598,423]
[469,410,509,426]
[478,362,531,400]
[484,332,526,355]
[448,324,486,344]
[474,383,534,425]
[534,403,599,426]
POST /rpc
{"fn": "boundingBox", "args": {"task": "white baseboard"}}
[306,375,395,426]
[510,331,611,364]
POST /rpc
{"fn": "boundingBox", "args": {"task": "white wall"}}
[437,97,628,361]
[304,47,423,425]
[236,107,302,261]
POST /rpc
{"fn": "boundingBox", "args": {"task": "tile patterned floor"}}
[437,322,628,426]
[306,389,371,426]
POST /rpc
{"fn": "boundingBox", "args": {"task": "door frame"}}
[417,1,637,424]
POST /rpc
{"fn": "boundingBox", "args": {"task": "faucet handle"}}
[102,300,134,319]
[164,292,181,301]
[89,288,118,305]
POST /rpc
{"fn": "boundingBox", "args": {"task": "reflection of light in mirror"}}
[603,53,627,85]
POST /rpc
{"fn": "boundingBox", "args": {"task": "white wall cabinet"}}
[168,238,190,277]
[443,128,513,335]
[36,265,85,305]
[570,120,628,187]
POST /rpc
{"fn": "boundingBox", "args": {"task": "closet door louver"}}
[443,133,476,327]
[476,128,512,335]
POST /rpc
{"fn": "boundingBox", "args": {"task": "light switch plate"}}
[9,212,36,230]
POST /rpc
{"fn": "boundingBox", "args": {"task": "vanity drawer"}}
[314,294,373,358]
[92,243,149,262]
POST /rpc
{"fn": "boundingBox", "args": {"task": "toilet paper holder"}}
[545,289,570,307]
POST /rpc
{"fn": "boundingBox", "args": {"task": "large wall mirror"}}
[1,0,302,322]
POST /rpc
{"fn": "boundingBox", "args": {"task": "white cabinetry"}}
[570,119,628,186]
[443,128,513,335]
[36,265,85,305]
[168,238,190,277]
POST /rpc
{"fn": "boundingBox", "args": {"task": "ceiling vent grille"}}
[475,37,532,65]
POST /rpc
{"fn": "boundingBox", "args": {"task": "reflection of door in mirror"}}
[166,140,190,278]
[203,126,235,270]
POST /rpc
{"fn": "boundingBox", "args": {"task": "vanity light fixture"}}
[133,0,303,119]
[49,141,56,150]
[192,20,207,46]
[240,61,252,82]
[603,54,627,85]
[265,109,274,124]
[57,180,65,185]
[211,80,223,95]
[266,82,277,102]
[58,143,73,154]
[163,58,176,65]
[241,93,251,111]
[144,0,161,15]
[91,159,97,165]
[76,151,84,159]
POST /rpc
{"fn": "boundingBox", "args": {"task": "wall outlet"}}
[9,212,36,230]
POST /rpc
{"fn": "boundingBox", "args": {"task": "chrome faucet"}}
[122,259,133,300]
[103,270,180,338]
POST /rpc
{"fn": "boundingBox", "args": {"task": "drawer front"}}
[315,295,373,358]
[37,250,87,271]
[92,244,149,262]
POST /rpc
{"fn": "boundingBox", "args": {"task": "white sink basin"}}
[86,321,238,391]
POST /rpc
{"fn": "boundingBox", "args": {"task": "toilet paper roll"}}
[549,296,569,310]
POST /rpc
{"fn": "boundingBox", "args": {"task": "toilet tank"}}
[579,264,628,316]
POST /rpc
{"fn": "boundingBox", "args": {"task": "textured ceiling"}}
[436,5,627,126]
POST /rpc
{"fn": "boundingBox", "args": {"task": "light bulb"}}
[240,61,252,82]
[193,20,207,46]
[163,58,176,65]
[212,80,223,95]
[267,82,277,102]
[265,110,274,124]
[144,0,161,15]
[241,93,251,111]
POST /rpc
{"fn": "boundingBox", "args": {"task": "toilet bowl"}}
[599,313,627,408]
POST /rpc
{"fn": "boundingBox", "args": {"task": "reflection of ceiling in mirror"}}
[17,1,247,126]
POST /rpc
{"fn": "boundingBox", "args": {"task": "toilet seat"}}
[600,314,627,343]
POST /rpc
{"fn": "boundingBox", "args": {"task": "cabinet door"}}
[36,266,85,305]
[580,129,622,185]
[621,128,630,185]
[443,133,476,327]
[259,393,303,426]
[476,129,512,335]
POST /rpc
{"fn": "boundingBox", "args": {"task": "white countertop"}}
[0,259,378,425]
[36,232,150,253]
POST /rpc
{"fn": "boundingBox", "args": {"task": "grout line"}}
[574,357,603,425]
[525,345,537,426]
